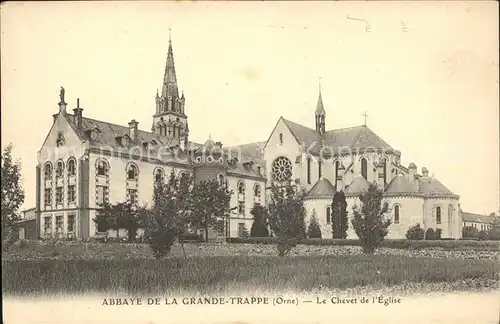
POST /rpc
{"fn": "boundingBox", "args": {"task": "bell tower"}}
[152,30,189,145]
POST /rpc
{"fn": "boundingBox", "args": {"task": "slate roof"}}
[305,178,336,199]
[344,175,370,196]
[417,177,459,199]
[62,113,263,178]
[225,141,266,165]
[461,212,496,224]
[282,118,395,156]
[384,174,422,197]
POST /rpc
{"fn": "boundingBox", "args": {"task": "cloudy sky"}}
[1,1,498,215]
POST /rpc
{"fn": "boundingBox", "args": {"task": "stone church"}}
[34,36,462,240]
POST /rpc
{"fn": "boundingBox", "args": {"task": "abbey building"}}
[35,37,462,240]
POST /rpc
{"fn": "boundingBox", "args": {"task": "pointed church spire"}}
[315,79,326,135]
[162,28,178,99]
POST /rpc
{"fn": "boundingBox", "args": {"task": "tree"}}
[145,171,193,258]
[1,144,25,240]
[331,190,348,239]
[307,209,322,239]
[250,204,269,237]
[190,179,233,242]
[94,202,138,241]
[267,182,307,256]
[405,224,425,240]
[351,183,391,254]
[488,217,500,240]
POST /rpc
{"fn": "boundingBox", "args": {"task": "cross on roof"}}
[362,111,369,126]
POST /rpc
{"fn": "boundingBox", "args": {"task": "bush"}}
[425,228,436,240]
[478,230,489,241]
[307,210,322,239]
[405,224,425,240]
[462,226,479,239]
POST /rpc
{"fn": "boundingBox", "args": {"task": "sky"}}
[1,1,499,215]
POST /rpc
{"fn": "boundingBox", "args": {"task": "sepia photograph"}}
[1,1,499,323]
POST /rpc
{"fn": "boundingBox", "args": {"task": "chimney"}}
[73,98,83,130]
[128,119,139,141]
[408,162,417,186]
[215,141,223,148]
[422,167,429,177]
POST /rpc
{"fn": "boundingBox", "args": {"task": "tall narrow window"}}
[335,160,340,181]
[127,164,138,180]
[394,205,400,224]
[307,157,311,184]
[254,184,261,198]
[238,181,245,195]
[361,158,368,180]
[279,133,283,145]
[44,163,53,180]
[44,217,52,235]
[97,161,107,176]
[380,158,387,186]
[326,206,331,224]
[67,159,76,176]
[96,186,105,206]
[318,160,322,179]
[218,174,225,187]
[55,187,63,205]
[238,201,245,216]
[68,185,76,203]
[67,214,76,233]
[44,188,52,206]
[155,169,164,183]
[436,206,441,224]
[128,189,138,206]
[56,161,64,178]
[56,215,64,234]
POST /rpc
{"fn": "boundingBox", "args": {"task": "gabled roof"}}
[417,177,459,199]
[280,118,395,156]
[306,178,336,199]
[225,141,266,164]
[344,175,370,196]
[461,212,496,224]
[384,174,422,197]
[323,125,393,155]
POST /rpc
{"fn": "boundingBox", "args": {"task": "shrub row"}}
[226,237,500,250]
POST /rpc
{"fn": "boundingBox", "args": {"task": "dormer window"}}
[121,136,130,146]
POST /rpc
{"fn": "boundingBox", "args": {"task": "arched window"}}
[271,156,293,182]
[318,160,322,179]
[335,160,340,181]
[326,206,331,224]
[97,160,108,176]
[254,183,261,197]
[56,161,64,178]
[154,168,164,183]
[394,205,400,224]
[127,164,138,180]
[238,181,245,195]
[178,172,187,184]
[361,158,367,180]
[67,158,76,176]
[218,174,225,187]
[307,157,311,184]
[44,163,53,180]
[279,133,283,145]
[436,206,441,224]
[380,158,387,186]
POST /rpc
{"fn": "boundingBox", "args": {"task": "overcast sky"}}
[1,1,498,215]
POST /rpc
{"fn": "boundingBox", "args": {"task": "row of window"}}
[305,157,387,185]
[44,186,76,207]
[324,205,445,225]
[463,222,491,231]
[44,159,77,179]
[43,213,76,236]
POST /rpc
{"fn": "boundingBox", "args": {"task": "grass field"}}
[3,254,499,296]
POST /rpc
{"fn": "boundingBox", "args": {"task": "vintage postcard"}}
[1,1,499,323]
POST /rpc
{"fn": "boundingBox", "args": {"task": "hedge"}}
[226,237,500,250]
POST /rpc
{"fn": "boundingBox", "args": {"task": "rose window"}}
[272,157,292,181]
